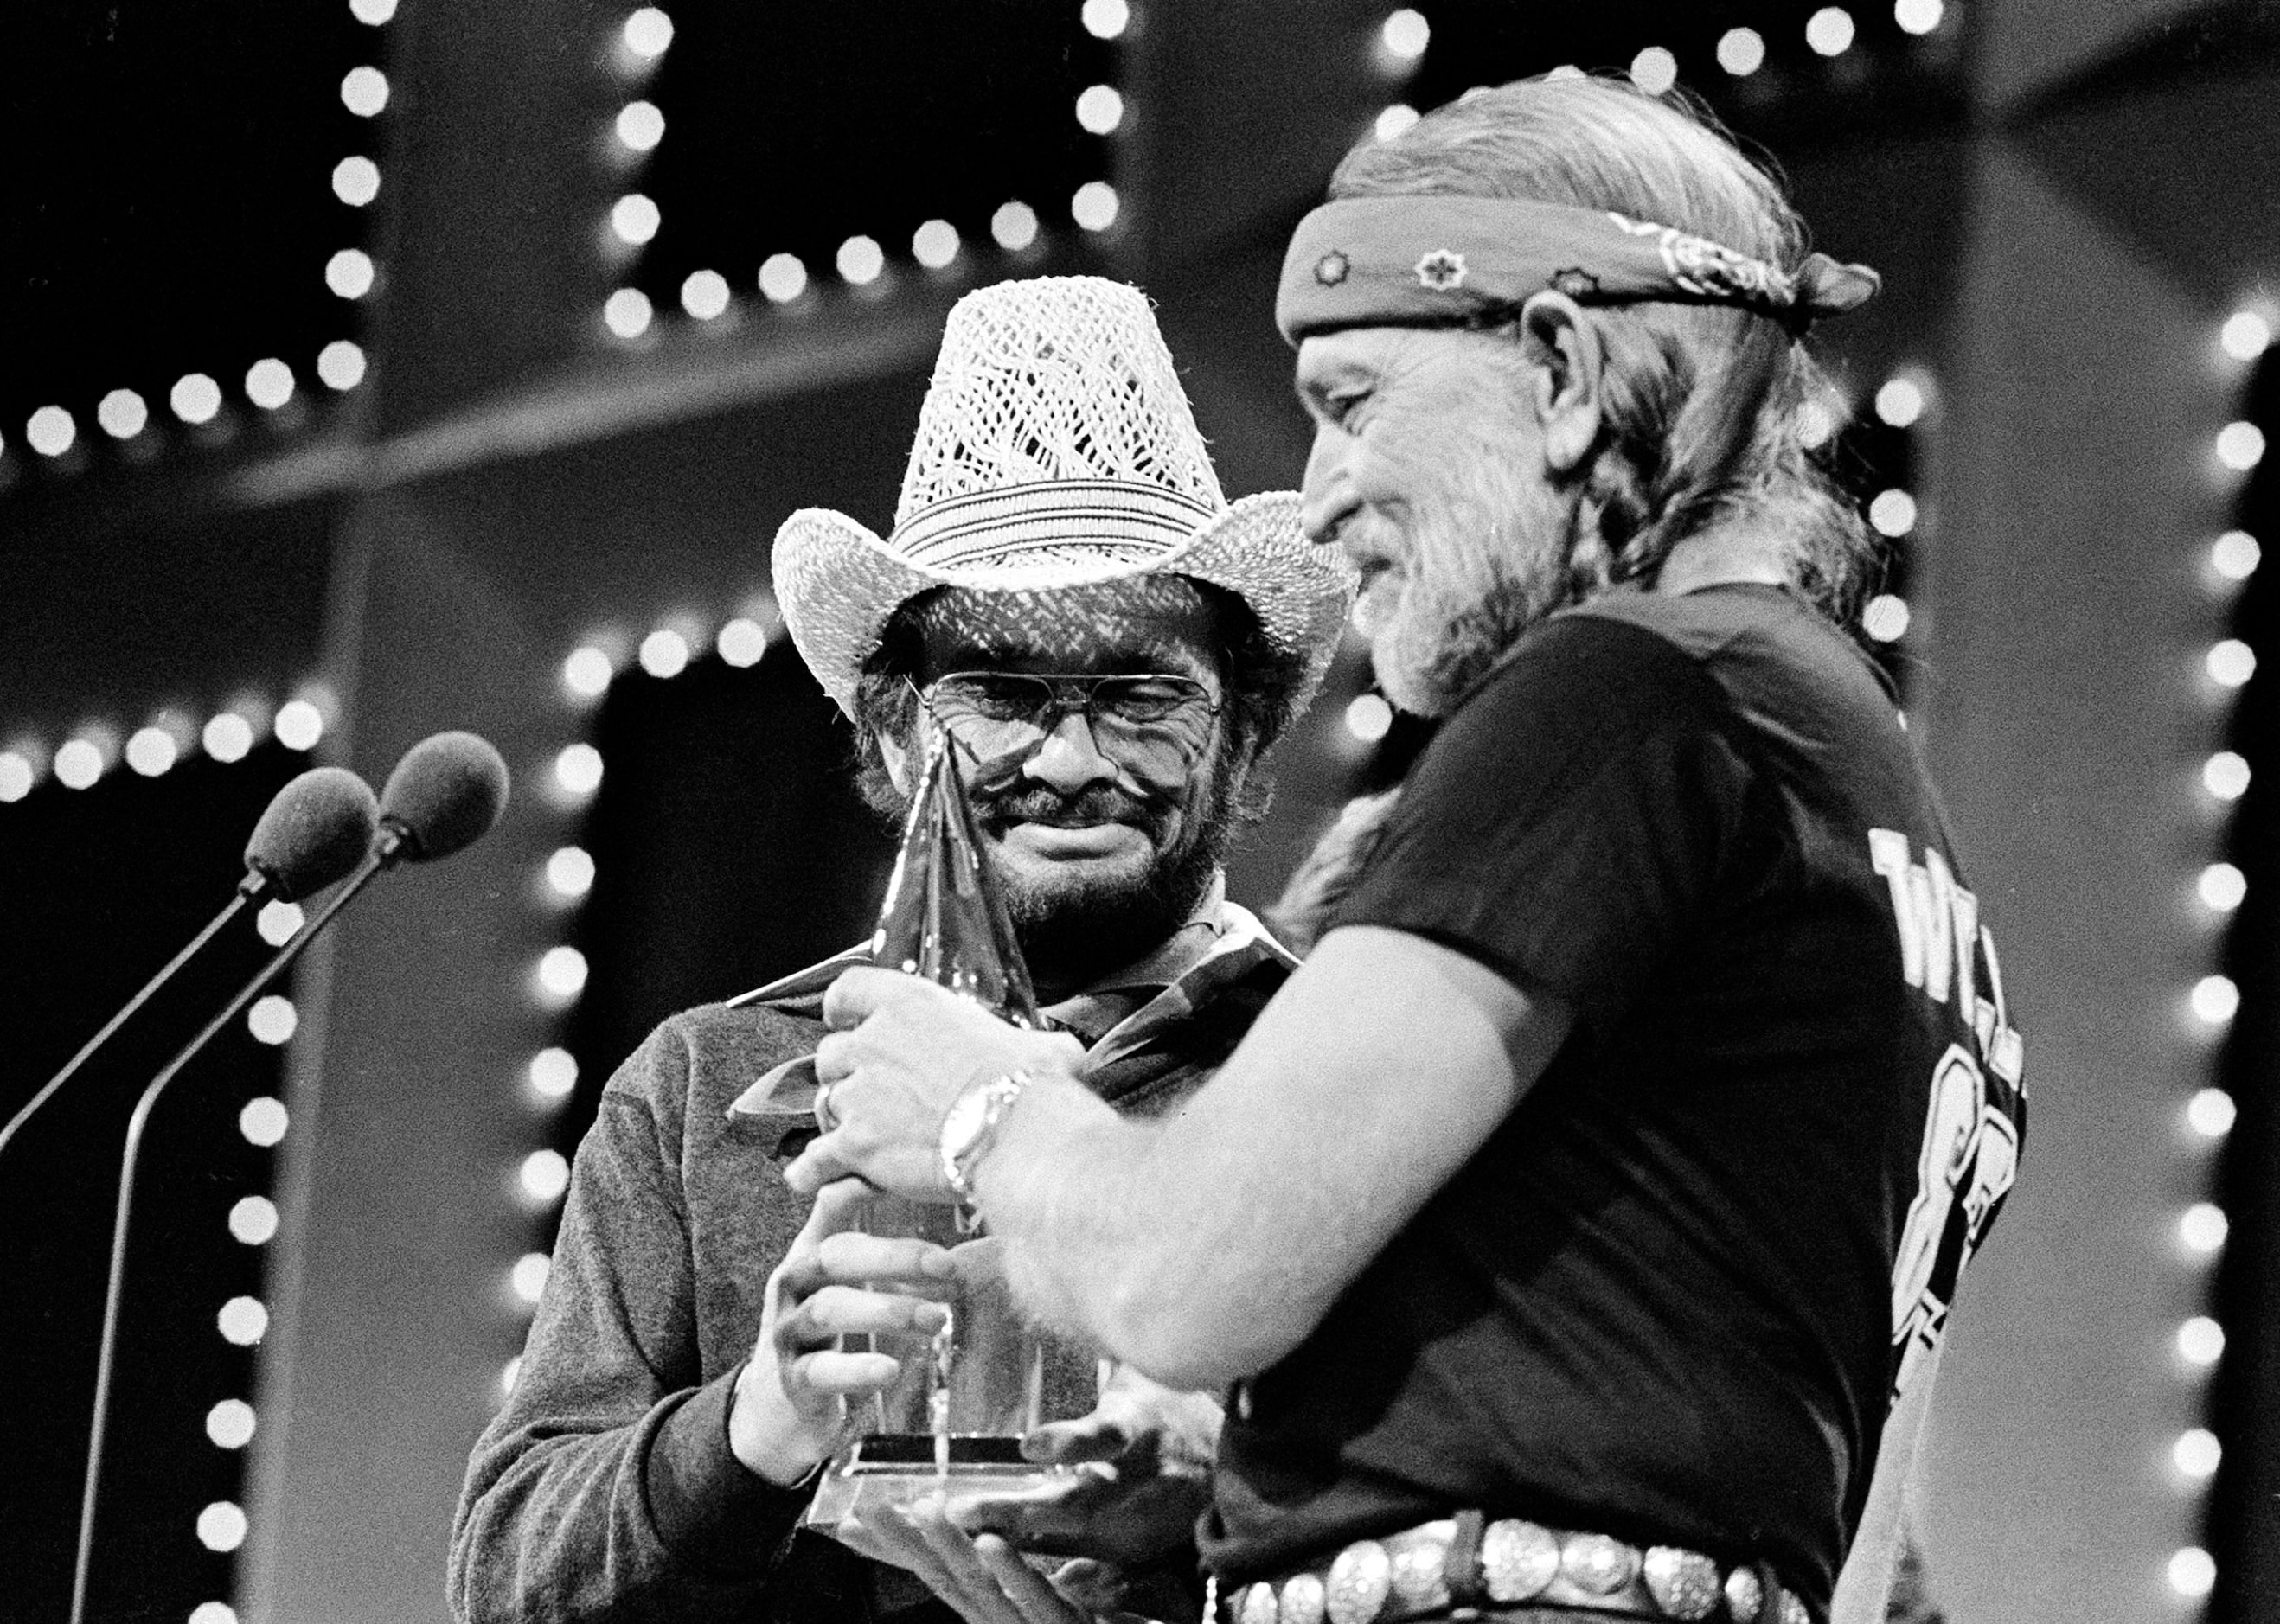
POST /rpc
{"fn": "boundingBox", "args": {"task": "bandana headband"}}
[1275,195,1880,344]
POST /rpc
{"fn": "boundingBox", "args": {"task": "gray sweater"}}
[449,924,1294,1624]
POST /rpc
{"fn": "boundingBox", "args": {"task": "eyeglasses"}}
[913,670,1223,777]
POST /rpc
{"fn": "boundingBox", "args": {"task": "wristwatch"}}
[939,1070,1030,1201]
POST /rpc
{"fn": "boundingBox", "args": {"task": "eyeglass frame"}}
[904,668,1226,775]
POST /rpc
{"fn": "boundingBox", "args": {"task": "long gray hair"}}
[1329,75,1878,623]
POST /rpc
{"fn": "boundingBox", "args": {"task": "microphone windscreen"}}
[379,731,511,863]
[245,767,381,900]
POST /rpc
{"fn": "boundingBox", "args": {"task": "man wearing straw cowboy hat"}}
[786,75,2022,1624]
[448,274,1350,1624]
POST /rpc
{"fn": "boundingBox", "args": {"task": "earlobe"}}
[877,729,913,796]
[1519,291,1604,476]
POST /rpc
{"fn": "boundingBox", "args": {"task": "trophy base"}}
[803,1435,1066,1537]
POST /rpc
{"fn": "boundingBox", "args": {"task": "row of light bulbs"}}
[0,693,333,804]
[2161,304,2271,1608]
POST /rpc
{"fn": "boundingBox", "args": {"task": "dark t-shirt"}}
[1201,585,2026,1610]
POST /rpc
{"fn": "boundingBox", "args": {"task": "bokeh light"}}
[2203,751,2251,802]
[616,99,665,152]
[247,359,296,412]
[682,269,730,320]
[639,628,690,677]
[1869,490,1918,537]
[240,1096,290,1147]
[341,65,390,117]
[2181,1202,2229,1254]
[2220,310,2271,361]
[2212,530,2261,580]
[1863,595,1912,643]
[1629,45,1678,95]
[511,1251,552,1305]
[837,235,886,285]
[228,1196,279,1245]
[1894,0,1944,35]
[623,7,674,58]
[258,899,306,945]
[717,617,769,666]
[548,845,597,898]
[2178,1315,2226,1366]
[913,219,962,270]
[1380,9,1430,59]
[1375,104,1420,142]
[563,645,614,697]
[1073,182,1120,232]
[1075,85,1124,135]
[1344,693,1394,743]
[2206,638,2256,687]
[219,1296,270,1346]
[520,1148,572,1205]
[2187,1087,2237,1140]
[275,697,324,750]
[990,202,1041,253]
[529,1047,580,1101]
[1805,7,1855,55]
[125,726,179,777]
[1080,0,1129,38]
[249,994,300,1045]
[27,406,76,457]
[2168,1547,2217,1598]
[555,743,604,796]
[759,253,810,302]
[1716,28,1766,76]
[172,374,224,425]
[327,247,377,300]
[2198,862,2246,911]
[204,711,255,762]
[604,287,654,337]
[98,389,149,439]
[197,1502,249,1553]
[537,945,590,1001]
[206,1399,257,1449]
[332,156,381,206]
[2217,421,2266,471]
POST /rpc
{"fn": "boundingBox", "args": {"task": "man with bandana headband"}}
[446,276,1352,1624]
[789,77,2023,1624]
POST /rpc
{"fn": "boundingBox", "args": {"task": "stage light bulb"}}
[639,627,689,677]
[990,202,1040,253]
[1869,490,1918,537]
[547,846,596,900]
[1894,0,1944,35]
[2187,1087,2236,1139]
[247,358,296,411]
[342,66,390,117]
[615,99,665,152]
[274,697,323,749]
[0,752,32,802]
[2203,751,2251,802]
[563,645,613,697]
[1862,595,1911,643]
[612,193,661,246]
[716,617,768,667]
[2212,530,2260,580]
[332,156,381,206]
[836,235,886,285]
[2217,421,2265,470]
[1629,46,1678,95]
[1380,9,1430,60]
[1795,399,1836,449]
[172,374,223,425]
[349,0,398,22]
[912,219,961,270]
[206,1399,257,1449]
[2168,1547,2217,1597]
[2190,974,2239,1026]
[189,1605,239,1624]
[219,1296,270,1346]
[258,899,305,945]
[604,287,653,338]
[27,406,76,457]
[240,1096,290,1146]
[54,739,104,790]
[2179,1316,2225,1366]
[249,994,300,1045]
[197,1502,249,1554]
[1716,28,1766,75]
[1345,693,1394,743]
[759,253,809,302]
[2207,638,2256,687]
[1874,376,1927,427]
[1806,7,1855,55]
[2181,1202,2229,1254]
[98,389,149,439]
[228,1196,279,1245]
[555,743,604,796]
[2198,862,2246,911]
[681,269,729,319]
[528,1047,579,1100]
[1080,0,1129,38]
[1075,85,1124,134]
[2174,1428,2221,1479]
[204,711,254,762]
[1375,104,1420,142]
[2221,310,2271,361]
[520,1148,572,1205]
[537,945,589,1001]
[623,7,674,59]
[311,326,372,393]
[1073,181,1120,233]
[511,1252,552,1305]
[126,726,178,777]
[326,247,376,301]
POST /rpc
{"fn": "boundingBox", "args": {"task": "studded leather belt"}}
[1208,1514,1815,1624]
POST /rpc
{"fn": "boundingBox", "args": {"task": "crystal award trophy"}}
[753,726,1098,1540]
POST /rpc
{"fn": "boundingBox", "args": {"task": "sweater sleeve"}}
[446,1020,822,1622]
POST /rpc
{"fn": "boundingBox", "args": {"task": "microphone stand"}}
[0,879,271,1161]
[67,843,397,1624]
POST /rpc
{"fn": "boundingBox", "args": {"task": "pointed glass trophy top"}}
[872,724,1042,1026]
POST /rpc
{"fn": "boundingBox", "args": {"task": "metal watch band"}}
[941,1069,1031,1200]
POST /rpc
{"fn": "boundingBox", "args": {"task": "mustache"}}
[975,783,1161,828]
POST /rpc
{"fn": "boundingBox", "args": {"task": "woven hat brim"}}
[773,489,1354,719]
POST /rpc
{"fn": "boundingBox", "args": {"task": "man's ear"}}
[1516,291,1604,476]
[876,727,914,797]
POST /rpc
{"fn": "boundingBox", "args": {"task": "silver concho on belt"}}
[1479,1519,1560,1602]
[1325,1539,1393,1624]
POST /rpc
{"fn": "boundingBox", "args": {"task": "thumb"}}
[821,965,918,1032]
[1023,1409,1133,1465]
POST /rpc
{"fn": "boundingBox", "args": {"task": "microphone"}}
[67,730,510,1624]
[0,767,379,1161]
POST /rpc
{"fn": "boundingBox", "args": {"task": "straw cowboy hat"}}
[772,275,1353,716]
